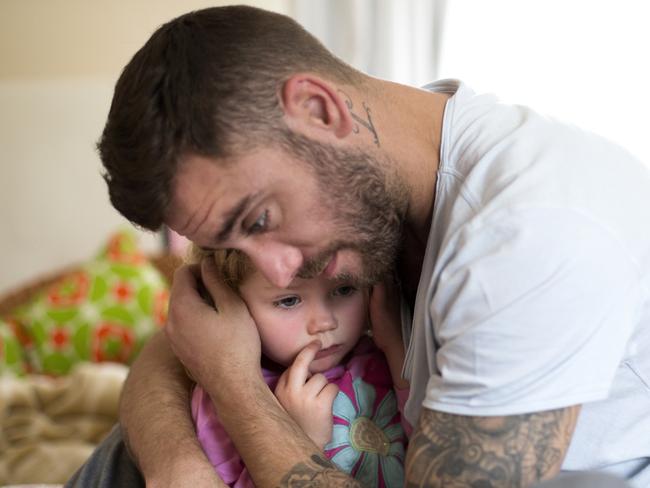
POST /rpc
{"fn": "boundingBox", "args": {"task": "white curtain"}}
[290,0,447,86]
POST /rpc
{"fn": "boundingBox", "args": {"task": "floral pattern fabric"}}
[192,338,408,487]
[324,348,405,487]
[0,318,29,376]
[325,376,405,487]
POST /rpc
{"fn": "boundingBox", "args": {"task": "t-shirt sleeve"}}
[423,207,644,416]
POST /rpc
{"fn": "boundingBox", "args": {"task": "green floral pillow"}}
[0,318,30,376]
[12,230,169,375]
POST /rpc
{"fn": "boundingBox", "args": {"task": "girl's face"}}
[239,271,368,374]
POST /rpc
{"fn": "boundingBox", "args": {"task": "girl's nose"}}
[307,306,337,335]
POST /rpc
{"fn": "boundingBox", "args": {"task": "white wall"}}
[0,77,139,294]
[0,0,289,295]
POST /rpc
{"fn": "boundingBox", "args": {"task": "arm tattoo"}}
[277,454,364,487]
[338,89,381,147]
[405,406,580,487]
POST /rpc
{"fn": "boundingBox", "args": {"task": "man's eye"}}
[333,285,356,297]
[274,296,301,309]
[248,209,269,235]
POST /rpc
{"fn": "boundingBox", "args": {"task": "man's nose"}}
[245,241,303,289]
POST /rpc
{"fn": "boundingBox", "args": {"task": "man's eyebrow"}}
[215,194,254,244]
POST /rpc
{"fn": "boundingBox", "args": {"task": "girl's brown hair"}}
[189,245,254,292]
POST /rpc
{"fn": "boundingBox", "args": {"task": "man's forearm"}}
[120,331,218,485]
[212,376,362,488]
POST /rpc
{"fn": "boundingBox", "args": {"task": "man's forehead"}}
[167,147,312,243]
[166,156,235,240]
[169,152,286,245]
[173,149,277,196]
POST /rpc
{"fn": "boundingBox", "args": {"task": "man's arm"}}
[120,330,224,487]
[214,364,364,487]
[405,405,580,487]
[369,281,409,389]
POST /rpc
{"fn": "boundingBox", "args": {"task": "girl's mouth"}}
[315,344,341,359]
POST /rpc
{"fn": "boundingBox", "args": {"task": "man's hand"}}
[274,342,339,449]
[369,280,408,389]
[164,259,262,395]
[369,280,403,352]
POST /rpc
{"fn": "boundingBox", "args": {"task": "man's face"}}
[166,140,408,288]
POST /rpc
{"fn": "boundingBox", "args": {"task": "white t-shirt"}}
[402,79,650,484]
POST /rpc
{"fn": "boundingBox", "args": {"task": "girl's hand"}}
[274,342,339,449]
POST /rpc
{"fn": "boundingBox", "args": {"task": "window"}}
[438,0,650,164]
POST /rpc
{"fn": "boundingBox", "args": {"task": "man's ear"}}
[279,73,354,140]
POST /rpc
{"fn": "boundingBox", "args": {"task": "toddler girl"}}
[191,248,409,487]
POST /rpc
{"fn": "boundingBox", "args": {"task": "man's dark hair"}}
[98,5,362,230]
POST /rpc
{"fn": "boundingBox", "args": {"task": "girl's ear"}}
[279,73,354,141]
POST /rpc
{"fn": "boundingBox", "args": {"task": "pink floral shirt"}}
[192,338,410,487]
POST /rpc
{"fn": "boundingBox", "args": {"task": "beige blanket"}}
[0,363,127,485]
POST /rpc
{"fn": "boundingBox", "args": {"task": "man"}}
[68,5,647,487]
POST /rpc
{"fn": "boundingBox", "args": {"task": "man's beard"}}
[282,132,408,286]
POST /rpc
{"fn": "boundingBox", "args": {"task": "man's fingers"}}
[370,281,387,306]
[371,281,387,298]
[369,279,399,323]
[200,257,241,311]
[170,264,207,309]
[165,265,209,356]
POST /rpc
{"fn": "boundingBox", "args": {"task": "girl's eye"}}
[274,296,302,309]
[333,285,356,297]
[248,209,269,235]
